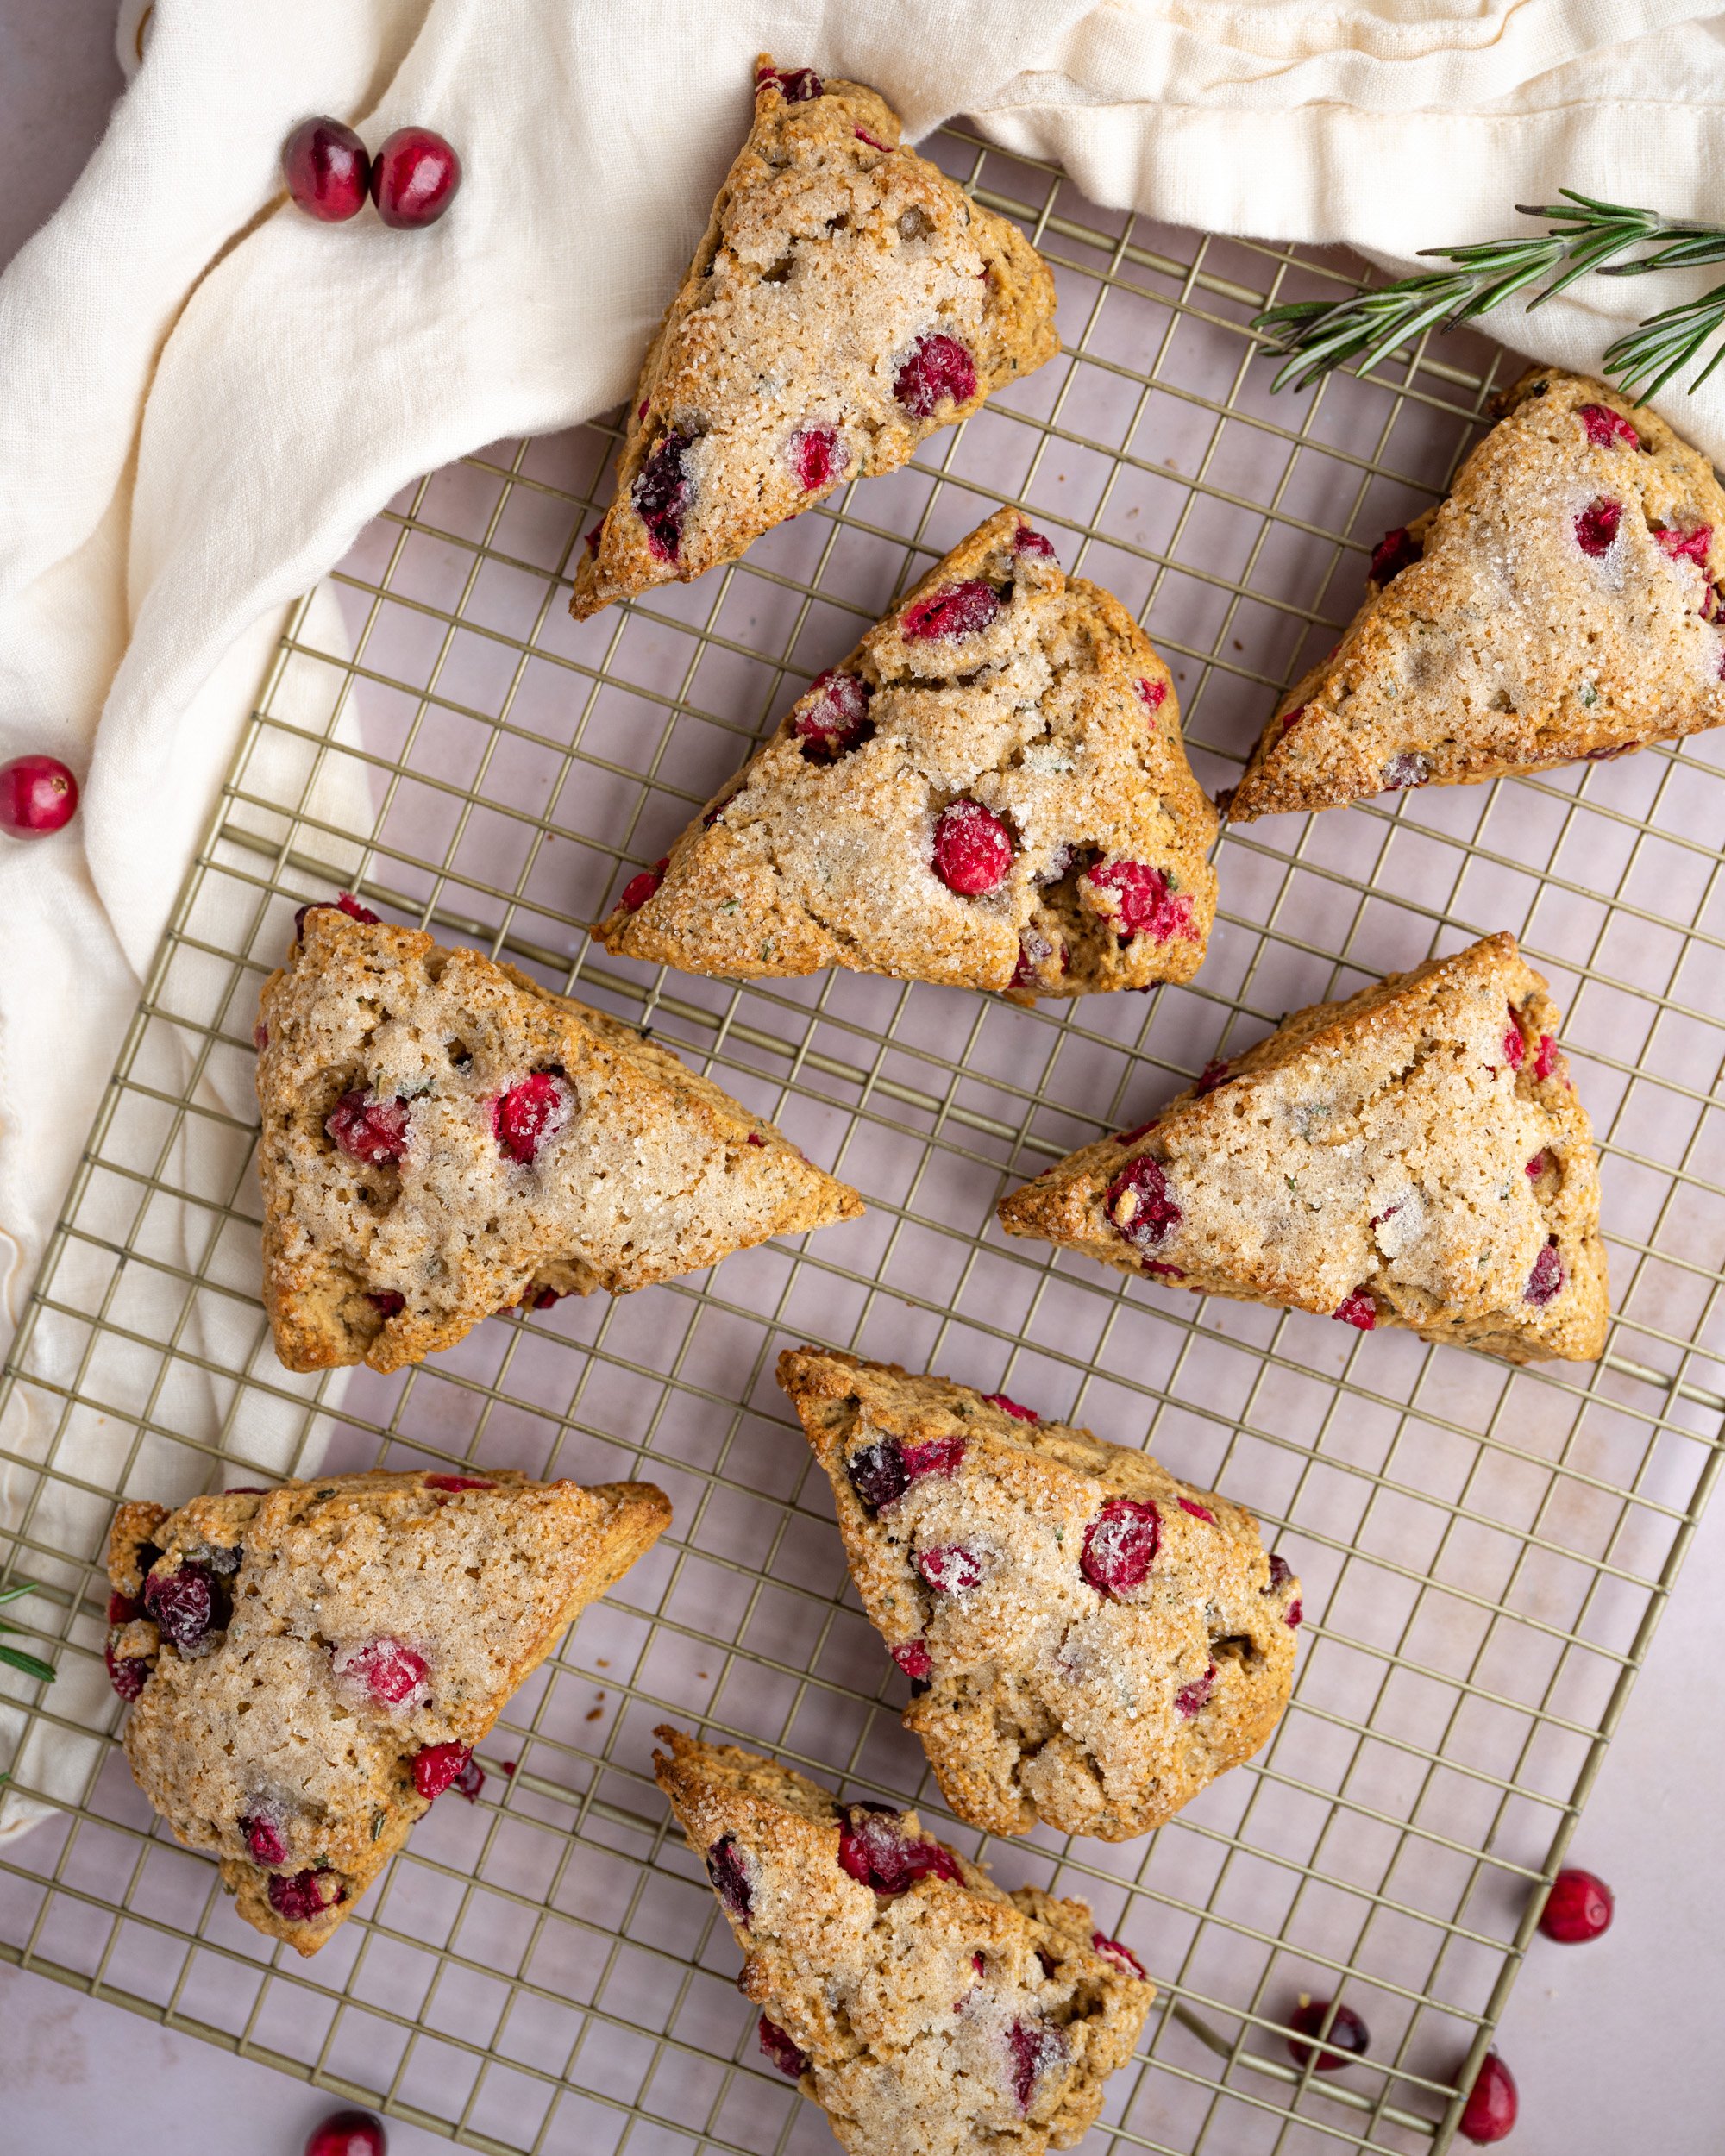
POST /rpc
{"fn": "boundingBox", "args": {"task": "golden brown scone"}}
[999,932,1608,1363]
[778,1349,1299,1840]
[1222,367,1725,819]
[254,900,862,1372]
[654,1727,1153,2156]
[571,58,1057,619]
[596,508,1218,995]
[104,1469,670,1955]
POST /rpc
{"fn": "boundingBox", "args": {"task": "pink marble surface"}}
[2,8,1722,2152]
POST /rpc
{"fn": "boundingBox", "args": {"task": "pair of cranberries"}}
[0,755,78,837]
[1283,2001,1518,2142]
[283,117,461,229]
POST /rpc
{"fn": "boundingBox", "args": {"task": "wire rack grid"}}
[3,122,1725,2156]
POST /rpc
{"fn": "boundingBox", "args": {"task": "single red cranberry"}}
[1085,860,1195,943]
[1369,527,1421,586]
[0,754,78,837]
[370,126,461,229]
[757,2013,809,2078]
[1137,678,1167,714]
[1285,1597,1304,1628]
[1533,1033,1559,1081]
[632,429,694,561]
[281,118,371,222]
[932,799,1013,895]
[1458,2050,1518,2143]
[1091,1932,1146,1979]
[253,1023,270,1052]
[1264,1553,1293,1593]
[892,1638,933,1680]
[984,1392,1038,1421]
[335,1635,428,1707]
[846,1440,907,1513]
[370,1291,406,1319]
[1574,498,1622,556]
[1177,1497,1215,1523]
[1380,750,1431,791]
[104,1642,152,1700]
[143,1563,216,1650]
[1175,1661,1217,1717]
[1013,524,1057,560]
[1280,705,1307,735]
[106,1590,141,1626]
[838,1807,960,1895]
[757,64,824,100]
[326,1090,411,1166]
[1081,1496,1161,1597]
[241,1813,288,1865]
[412,1741,474,1800]
[1333,1290,1377,1331]
[304,2108,386,2156]
[706,1833,753,1922]
[268,1868,343,1923]
[1539,1865,1614,1943]
[1578,403,1639,450]
[904,580,1000,642]
[295,891,380,941]
[1525,1240,1565,1306]
[1655,523,1712,567]
[790,425,844,492]
[1197,1057,1231,1093]
[900,1436,967,1481]
[1105,1154,1182,1253]
[619,857,668,912]
[894,331,977,417]
[1525,1152,1546,1178]
[918,1545,984,1595]
[493,1071,572,1163]
[1288,1997,1370,2071]
[793,669,872,756]
[1006,2018,1069,2112]
[423,1473,492,1492]
[1502,1006,1526,1068]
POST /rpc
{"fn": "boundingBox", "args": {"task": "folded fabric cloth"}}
[3,0,1722,1833]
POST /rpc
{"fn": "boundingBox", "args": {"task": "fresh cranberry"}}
[1014,524,1057,560]
[904,580,1000,642]
[894,332,977,417]
[1264,1553,1293,1593]
[1458,2051,1518,2144]
[268,1869,343,1923]
[1175,1662,1217,1717]
[493,1071,571,1163]
[1533,1033,1559,1081]
[1197,1057,1231,1093]
[1081,1496,1160,1597]
[370,126,461,229]
[983,1392,1038,1421]
[1574,498,1622,556]
[370,1291,405,1319]
[423,1473,492,1491]
[1333,1291,1377,1331]
[757,64,824,100]
[901,1435,967,1480]
[790,425,844,492]
[1091,1932,1146,1979]
[846,1441,908,1514]
[1655,523,1711,567]
[1105,1154,1182,1253]
[1381,751,1431,791]
[281,118,370,222]
[918,1545,984,1595]
[1538,1865,1613,1942]
[143,1564,215,1651]
[335,1635,428,1707]
[326,1091,411,1165]
[619,858,668,912]
[1288,1998,1370,2071]
[633,430,693,561]
[1502,1020,1525,1069]
[104,1643,151,1700]
[837,1807,960,1895]
[1285,1597,1303,1628]
[757,2014,808,2078]
[1085,860,1195,943]
[707,1833,753,1923]
[304,2108,386,2156]
[1578,403,1639,450]
[892,1638,933,1680]
[0,755,78,837]
[1137,678,1167,714]
[1369,527,1421,586]
[412,1742,474,1799]
[1525,1241,1565,1306]
[932,800,1013,895]
[1178,1497,1215,1523]
[1007,2018,1069,2112]
[793,669,871,756]
[295,892,379,941]
[241,1814,288,1865]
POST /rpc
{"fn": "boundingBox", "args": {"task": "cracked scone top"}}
[999,932,1608,1363]
[597,508,1219,994]
[654,1727,1152,2156]
[778,1350,1300,1840]
[1222,368,1725,820]
[254,902,862,1372]
[104,1469,669,1954]
[571,58,1057,619]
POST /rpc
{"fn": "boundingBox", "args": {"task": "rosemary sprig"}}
[0,1579,57,1686]
[1253,191,1725,400]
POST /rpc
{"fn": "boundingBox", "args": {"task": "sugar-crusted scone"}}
[999,933,1608,1363]
[570,59,1057,620]
[104,1469,670,1955]
[654,1727,1152,2156]
[777,1350,1300,1840]
[255,902,862,1372]
[1221,368,1725,821]
[596,509,1218,995]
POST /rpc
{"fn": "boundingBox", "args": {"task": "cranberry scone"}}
[778,1349,1300,1840]
[655,1727,1152,2156]
[596,509,1218,995]
[104,1468,670,1954]
[1222,368,1725,820]
[255,900,862,1372]
[1000,932,1607,1363]
[571,59,1057,619]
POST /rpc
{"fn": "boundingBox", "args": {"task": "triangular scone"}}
[570,59,1057,619]
[1000,933,1608,1363]
[104,1470,669,1955]
[654,1727,1152,2156]
[255,905,862,1372]
[596,508,1219,994]
[778,1350,1300,1840]
[1221,368,1725,820]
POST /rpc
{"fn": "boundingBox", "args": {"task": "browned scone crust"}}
[777,1349,1299,1839]
[999,933,1608,1363]
[596,507,1218,994]
[106,1470,670,1954]
[1221,368,1725,820]
[654,1727,1153,2156]
[571,59,1057,619]
[254,908,862,1372]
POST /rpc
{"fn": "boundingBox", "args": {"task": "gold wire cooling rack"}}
[3,122,1725,2156]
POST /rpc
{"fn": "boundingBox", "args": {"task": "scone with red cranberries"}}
[597,509,1217,995]
[104,1469,669,1953]
[655,1727,1152,2156]
[778,1349,1299,1839]
[572,60,1057,619]
[1000,932,1607,1363]
[255,899,862,1372]
[1223,368,1725,819]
